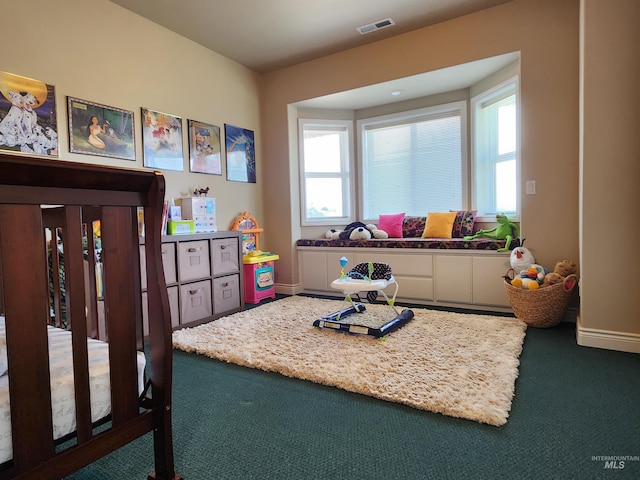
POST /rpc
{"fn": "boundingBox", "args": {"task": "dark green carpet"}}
[67,297,640,479]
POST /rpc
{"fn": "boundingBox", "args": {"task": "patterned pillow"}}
[451,210,477,237]
[402,216,426,238]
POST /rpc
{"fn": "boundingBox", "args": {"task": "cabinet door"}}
[299,251,329,291]
[434,255,472,304]
[211,238,239,275]
[354,252,433,301]
[177,240,211,282]
[472,255,511,307]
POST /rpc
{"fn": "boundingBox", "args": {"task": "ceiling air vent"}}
[356,17,396,35]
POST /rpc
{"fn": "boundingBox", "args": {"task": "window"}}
[299,119,353,225]
[471,78,519,219]
[358,102,466,220]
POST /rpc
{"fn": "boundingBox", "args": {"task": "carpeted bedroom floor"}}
[67,295,640,480]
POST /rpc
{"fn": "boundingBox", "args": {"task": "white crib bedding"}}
[0,316,146,464]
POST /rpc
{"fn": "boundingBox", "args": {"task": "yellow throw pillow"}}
[421,212,458,238]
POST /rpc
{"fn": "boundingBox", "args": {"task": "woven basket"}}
[504,269,578,328]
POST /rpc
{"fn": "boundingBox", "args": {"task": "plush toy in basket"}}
[504,260,578,328]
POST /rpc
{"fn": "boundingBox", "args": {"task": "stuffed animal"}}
[325,229,341,240]
[542,260,577,288]
[338,221,368,240]
[510,245,534,273]
[464,213,520,252]
[349,225,372,240]
[327,221,388,240]
[366,224,388,239]
[511,264,546,290]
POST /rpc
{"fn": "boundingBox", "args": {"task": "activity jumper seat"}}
[313,257,414,338]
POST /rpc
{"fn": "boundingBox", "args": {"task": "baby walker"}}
[313,257,414,338]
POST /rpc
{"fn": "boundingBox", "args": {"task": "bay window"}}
[471,78,519,219]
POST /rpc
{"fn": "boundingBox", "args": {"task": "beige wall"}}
[7,0,636,350]
[262,0,580,291]
[578,0,640,348]
[1,0,263,232]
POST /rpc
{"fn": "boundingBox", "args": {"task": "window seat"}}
[297,240,513,312]
[296,213,519,312]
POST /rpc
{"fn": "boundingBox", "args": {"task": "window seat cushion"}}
[296,237,508,250]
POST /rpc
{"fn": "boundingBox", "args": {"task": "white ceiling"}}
[109,0,514,73]
[294,52,520,110]
[109,0,517,110]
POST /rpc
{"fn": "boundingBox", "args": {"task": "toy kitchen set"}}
[231,211,279,304]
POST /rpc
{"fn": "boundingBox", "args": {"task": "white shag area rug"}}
[172,296,527,426]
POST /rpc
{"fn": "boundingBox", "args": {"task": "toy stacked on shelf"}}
[179,196,216,233]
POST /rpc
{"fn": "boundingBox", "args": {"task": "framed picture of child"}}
[188,119,222,175]
[67,97,135,161]
[0,71,58,157]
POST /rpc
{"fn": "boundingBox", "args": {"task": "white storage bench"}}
[297,241,513,312]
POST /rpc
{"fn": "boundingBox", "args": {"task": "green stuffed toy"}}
[464,213,519,252]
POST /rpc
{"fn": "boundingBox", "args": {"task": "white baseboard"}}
[576,316,640,354]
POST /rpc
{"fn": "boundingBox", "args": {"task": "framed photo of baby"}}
[67,97,135,161]
[0,71,58,157]
[188,119,222,175]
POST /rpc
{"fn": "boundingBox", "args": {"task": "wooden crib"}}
[0,152,180,479]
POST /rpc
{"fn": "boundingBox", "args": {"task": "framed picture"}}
[0,71,58,157]
[67,97,135,160]
[225,124,255,183]
[188,119,222,175]
[141,107,184,171]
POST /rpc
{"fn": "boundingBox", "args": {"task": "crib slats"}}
[101,206,141,425]
[0,153,179,480]
[62,206,93,443]
[0,204,56,472]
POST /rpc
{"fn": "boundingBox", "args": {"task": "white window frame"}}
[470,76,520,222]
[356,101,468,222]
[298,118,354,226]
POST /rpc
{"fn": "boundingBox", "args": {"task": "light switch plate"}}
[525,180,536,195]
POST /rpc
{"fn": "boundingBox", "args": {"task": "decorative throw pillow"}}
[402,216,426,238]
[378,213,405,238]
[421,212,458,238]
[451,210,477,237]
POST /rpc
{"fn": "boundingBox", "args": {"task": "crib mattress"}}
[0,316,146,464]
